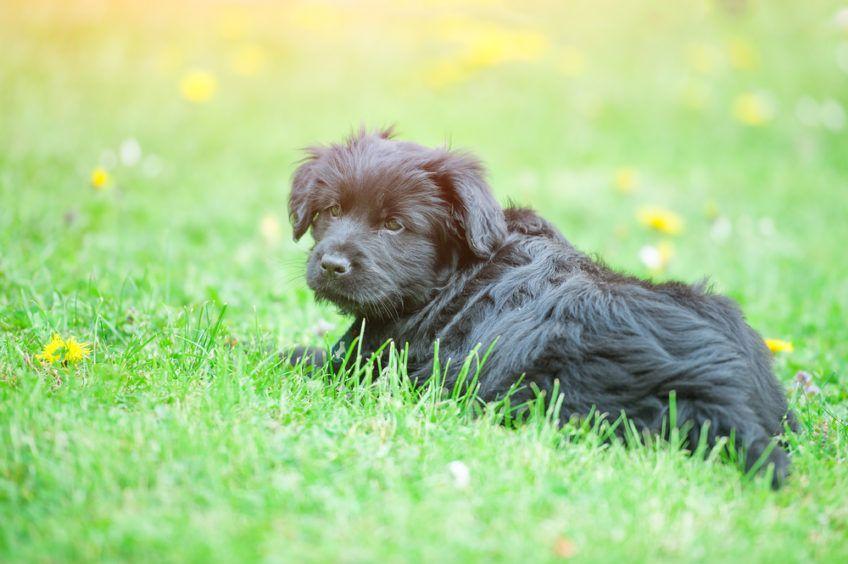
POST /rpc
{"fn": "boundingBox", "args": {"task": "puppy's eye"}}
[384,218,403,232]
[327,204,341,218]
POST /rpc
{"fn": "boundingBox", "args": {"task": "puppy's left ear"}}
[424,150,507,258]
[288,150,322,241]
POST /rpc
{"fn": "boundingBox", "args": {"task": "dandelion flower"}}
[35,334,91,365]
[180,70,218,103]
[614,167,638,194]
[421,24,548,88]
[686,42,720,75]
[63,337,91,363]
[36,334,65,364]
[636,206,684,235]
[288,3,344,34]
[704,200,719,220]
[90,167,111,190]
[765,338,794,354]
[726,38,759,71]
[732,92,774,126]
[464,27,549,68]
[422,59,468,89]
[216,8,251,40]
[230,44,268,76]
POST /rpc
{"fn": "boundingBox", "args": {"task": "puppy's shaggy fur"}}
[289,129,795,486]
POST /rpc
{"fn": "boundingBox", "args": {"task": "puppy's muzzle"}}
[319,252,351,277]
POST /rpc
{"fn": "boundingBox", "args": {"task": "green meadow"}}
[1,1,847,561]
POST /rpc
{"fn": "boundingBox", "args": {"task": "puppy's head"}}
[288,128,507,318]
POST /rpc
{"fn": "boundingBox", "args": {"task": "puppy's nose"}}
[320,253,351,276]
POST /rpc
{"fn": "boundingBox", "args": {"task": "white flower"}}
[795,97,846,130]
[834,7,848,30]
[447,460,470,489]
[310,318,335,337]
[710,216,732,242]
[120,138,142,166]
[821,99,846,131]
[758,217,776,237]
[638,242,673,272]
[259,214,282,245]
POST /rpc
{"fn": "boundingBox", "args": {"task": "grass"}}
[2,0,847,561]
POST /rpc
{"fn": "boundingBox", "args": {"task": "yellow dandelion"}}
[765,338,794,354]
[678,79,711,111]
[90,167,111,190]
[732,92,774,126]
[636,206,684,235]
[686,42,720,75]
[35,334,91,365]
[230,44,268,76]
[704,200,719,220]
[423,59,469,89]
[63,337,91,363]
[422,23,548,88]
[726,38,759,71]
[614,167,638,194]
[179,70,218,103]
[463,27,549,69]
[36,334,65,364]
[638,241,674,274]
[216,7,251,41]
[557,46,586,78]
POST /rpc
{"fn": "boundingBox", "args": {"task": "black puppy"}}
[288,128,795,486]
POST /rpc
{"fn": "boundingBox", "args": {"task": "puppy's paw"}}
[746,438,791,489]
[283,346,328,368]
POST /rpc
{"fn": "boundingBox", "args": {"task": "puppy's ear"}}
[424,150,507,258]
[288,150,322,241]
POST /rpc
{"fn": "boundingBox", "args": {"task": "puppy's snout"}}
[320,253,352,276]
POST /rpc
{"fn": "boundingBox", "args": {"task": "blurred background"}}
[2,0,847,370]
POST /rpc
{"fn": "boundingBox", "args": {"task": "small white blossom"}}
[311,318,336,337]
[120,138,142,166]
[710,217,732,242]
[447,460,470,489]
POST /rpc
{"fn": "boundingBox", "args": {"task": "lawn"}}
[1,0,847,561]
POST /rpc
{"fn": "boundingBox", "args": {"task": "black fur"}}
[288,129,796,487]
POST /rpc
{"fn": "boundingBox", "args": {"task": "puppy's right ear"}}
[423,149,507,259]
[288,151,321,241]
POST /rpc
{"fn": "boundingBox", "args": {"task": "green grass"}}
[2,1,848,561]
